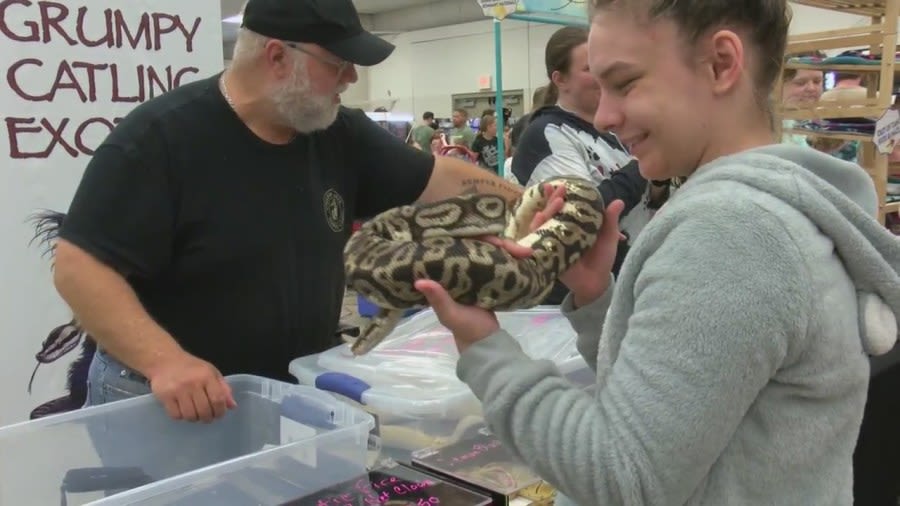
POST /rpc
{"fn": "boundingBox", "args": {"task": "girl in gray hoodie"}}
[415,0,900,505]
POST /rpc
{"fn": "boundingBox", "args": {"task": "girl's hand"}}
[487,183,624,307]
[560,199,625,307]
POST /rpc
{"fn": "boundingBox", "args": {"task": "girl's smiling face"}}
[588,13,716,181]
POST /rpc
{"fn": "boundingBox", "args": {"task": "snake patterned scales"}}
[343,177,605,355]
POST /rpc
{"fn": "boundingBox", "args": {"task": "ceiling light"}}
[222,14,242,24]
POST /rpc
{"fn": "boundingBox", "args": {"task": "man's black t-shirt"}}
[58,74,434,381]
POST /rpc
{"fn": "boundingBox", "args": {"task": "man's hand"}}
[416,183,568,353]
[51,239,237,422]
[479,183,567,258]
[485,182,624,305]
[417,181,625,354]
[147,351,237,423]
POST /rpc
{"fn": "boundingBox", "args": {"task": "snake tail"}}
[349,308,406,356]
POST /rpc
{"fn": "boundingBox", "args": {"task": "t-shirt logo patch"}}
[323,189,345,232]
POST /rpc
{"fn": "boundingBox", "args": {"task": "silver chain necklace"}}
[219,74,235,108]
[219,73,298,142]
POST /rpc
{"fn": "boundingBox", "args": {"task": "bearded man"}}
[51,0,523,423]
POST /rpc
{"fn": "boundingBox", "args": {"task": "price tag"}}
[477,0,519,19]
[874,107,900,155]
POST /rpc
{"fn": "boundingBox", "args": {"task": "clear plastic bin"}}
[0,375,374,506]
[289,307,591,462]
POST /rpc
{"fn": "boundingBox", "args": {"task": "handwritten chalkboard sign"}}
[410,431,542,497]
[278,462,491,506]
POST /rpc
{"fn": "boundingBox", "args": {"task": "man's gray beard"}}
[272,58,343,134]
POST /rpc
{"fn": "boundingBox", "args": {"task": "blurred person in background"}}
[450,108,476,148]
[410,111,436,150]
[780,51,825,146]
[471,114,501,174]
[512,25,666,304]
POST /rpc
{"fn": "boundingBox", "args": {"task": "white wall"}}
[787,3,869,35]
[369,20,560,118]
[1,0,223,428]
[366,2,871,119]
[341,67,371,110]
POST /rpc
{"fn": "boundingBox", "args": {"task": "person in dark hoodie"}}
[512,26,667,303]
[415,1,900,505]
[509,87,547,154]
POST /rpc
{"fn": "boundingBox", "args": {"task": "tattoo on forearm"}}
[460,178,523,200]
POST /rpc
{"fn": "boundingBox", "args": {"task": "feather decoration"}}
[24,209,98,419]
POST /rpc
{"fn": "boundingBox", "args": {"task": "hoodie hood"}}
[690,143,900,375]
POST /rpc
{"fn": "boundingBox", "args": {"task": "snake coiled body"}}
[344,177,605,355]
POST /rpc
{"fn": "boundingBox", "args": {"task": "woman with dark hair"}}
[512,25,666,303]
[415,1,900,504]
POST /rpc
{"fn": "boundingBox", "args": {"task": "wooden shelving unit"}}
[776,0,900,222]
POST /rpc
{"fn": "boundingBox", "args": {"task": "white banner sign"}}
[0,0,223,427]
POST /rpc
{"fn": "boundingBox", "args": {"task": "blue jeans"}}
[61,348,155,502]
[84,347,152,407]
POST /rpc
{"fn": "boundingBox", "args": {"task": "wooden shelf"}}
[783,62,883,72]
[787,23,891,53]
[790,0,890,17]
[779,105,883,120]
[777,0,899,224]
[783,128,872,142]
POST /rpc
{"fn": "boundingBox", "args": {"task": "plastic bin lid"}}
[290,307,586,418]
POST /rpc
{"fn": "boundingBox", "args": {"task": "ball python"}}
[343,176,605,355]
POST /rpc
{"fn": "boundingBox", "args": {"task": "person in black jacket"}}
[509,87,547,155]
[513,26,668,304]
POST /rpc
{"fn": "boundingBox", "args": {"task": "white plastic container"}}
[289,307,592,461]
[0,375,374,506]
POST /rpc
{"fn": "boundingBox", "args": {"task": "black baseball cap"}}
[241,0,395,66]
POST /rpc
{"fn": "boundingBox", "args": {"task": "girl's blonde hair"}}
[478,114,496,134]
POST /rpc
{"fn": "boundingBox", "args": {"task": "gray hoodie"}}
[456,143,900,506]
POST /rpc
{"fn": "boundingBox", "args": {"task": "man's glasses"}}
[284,42,350,77]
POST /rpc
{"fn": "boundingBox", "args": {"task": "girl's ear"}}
[706,29,744,96]
[551,69,566,89]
